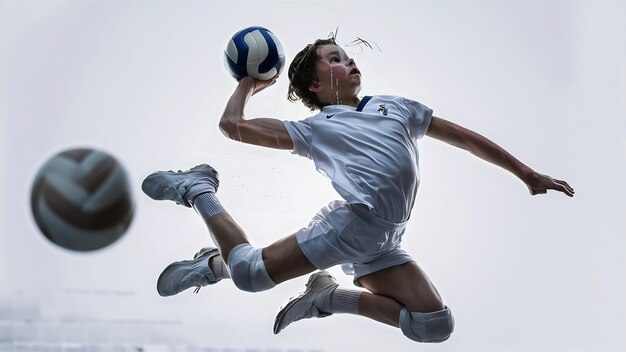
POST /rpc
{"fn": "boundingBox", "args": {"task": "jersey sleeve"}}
[282,118,314,159]
[402,98,433,140]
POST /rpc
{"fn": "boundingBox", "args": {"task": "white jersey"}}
[283,95,433,223]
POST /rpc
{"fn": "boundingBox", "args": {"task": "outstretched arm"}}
[425,116,575,197]
[219,76,293,150]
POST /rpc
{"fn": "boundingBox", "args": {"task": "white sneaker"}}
[156,247,221,297]
[273,270,338,334]
[142,164,219,207]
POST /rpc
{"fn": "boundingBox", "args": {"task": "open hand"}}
[525,171,575,197]
[239,75,279,96]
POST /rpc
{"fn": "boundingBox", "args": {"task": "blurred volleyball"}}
[30,148,134,251]
[224,26,285,81]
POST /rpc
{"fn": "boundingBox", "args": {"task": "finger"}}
[553,182,574,197]
[260,77,277,87]
[562,181,575,194]
[554,179,575,195]
[562,187,574,197]
[264,74,279,85]
[554,179,567,186]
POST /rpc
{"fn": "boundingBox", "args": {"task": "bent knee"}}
[227,243,276,292]
[399,306,454,343]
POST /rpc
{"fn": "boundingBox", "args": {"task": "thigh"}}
[357,261,445,313]
[262,233,317,284]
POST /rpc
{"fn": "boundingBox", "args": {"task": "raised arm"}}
[219,76,293,150]
[425,116,575,197]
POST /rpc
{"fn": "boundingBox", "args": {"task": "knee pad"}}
[227,243,276,292]
[399,306,454,343]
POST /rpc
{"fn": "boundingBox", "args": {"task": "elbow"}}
[219,120,239,141]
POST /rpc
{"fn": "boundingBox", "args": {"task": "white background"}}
[1,1,625,351]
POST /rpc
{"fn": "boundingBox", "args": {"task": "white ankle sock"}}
[209,255,230,279]
[193,193,225,219]
[329,288,361,315]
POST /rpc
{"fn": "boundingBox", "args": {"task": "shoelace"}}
[192,248,216,294]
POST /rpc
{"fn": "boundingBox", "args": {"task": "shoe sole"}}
[156,247,220,297]
[157,261,186,297]
[273,270,332,334]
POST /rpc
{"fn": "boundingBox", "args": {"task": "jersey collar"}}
[356,96,373,111]
[320,96,374,114]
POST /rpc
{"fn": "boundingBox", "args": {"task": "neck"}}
[321,95,360,108]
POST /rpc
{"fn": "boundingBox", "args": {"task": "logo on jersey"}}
[378,105,388,116]
[326,114,335,119]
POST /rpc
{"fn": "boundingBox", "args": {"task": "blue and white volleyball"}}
[224,26,285,81]
[30,148,134,252]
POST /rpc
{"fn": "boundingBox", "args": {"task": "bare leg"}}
[202,209,443,321]
[201,212,249,263]
[356,262,445,326]
[262,233,317,284]
[201,211,316,284]
[202,211,443,314]
[357,292,404,327]
[195,196,447,337]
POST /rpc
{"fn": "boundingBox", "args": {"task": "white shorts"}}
[295,200,414,286]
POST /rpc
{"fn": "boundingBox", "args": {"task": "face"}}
[310,44,362,106]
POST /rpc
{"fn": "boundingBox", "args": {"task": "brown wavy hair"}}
[287,38,337,111]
